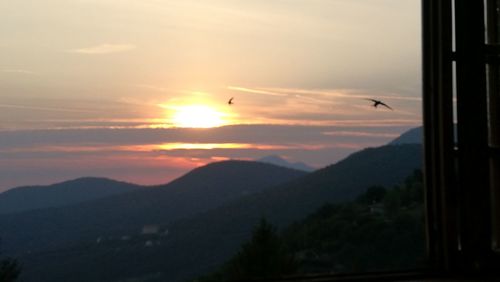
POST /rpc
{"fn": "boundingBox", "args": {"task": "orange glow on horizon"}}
[137,143,292,151]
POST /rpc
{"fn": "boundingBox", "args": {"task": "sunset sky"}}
[0,0,421,191]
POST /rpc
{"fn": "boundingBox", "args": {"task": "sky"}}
[0,0,421,192]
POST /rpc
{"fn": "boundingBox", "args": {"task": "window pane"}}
[0,1,424,281]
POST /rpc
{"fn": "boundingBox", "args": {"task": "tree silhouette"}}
[225,218,297,280]
[356,185,387,204]
[0,239,21,282]
[0,259,20,282]
[196,170,426,280]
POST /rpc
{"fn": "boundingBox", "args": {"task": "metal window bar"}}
[485,0,500,253]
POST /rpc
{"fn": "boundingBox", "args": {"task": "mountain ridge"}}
[158,144,424,281]
[0,160,307,255]
[11,144,423,282]
[390,126,422,145]
[0,126,422,215]
[0,177,141,214]
[257,155,315,172]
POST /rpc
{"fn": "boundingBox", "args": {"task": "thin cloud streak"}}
[0,104,99,114]
[227,86,288,97]
[264,87,422,102]
[322,131,400,138]
[0,142,344,155]
[153,143,288,151]
[226,86,421,116]
[0,125,411,151]
[0,119,171,132]
[68,44,136,54]
[240,116,421,127]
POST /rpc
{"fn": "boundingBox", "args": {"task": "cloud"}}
[0,104,97,113]
[0,124,420,192]
[0,124,413,153]
[3,124,414,149]
[322,131,400,138]
[227,86,287,97]
[227,86,421,111]
[263,87,422,102]
[68,44,136,54]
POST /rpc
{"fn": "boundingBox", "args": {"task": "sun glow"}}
[171,105,227,128]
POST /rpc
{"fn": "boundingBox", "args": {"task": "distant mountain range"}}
[8,143,422,282]
[0,126,421,215]
[257,155,316,172]
[156,144,423,281]
[0,161,306,255]
[0,127,424,282]
[0,178,140,214]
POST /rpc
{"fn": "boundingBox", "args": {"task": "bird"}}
[364,98,393,110]
[228,97,234,105]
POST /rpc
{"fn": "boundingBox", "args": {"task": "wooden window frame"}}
[424,0,500,278]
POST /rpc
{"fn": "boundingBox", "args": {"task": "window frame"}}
[424,0,500,277]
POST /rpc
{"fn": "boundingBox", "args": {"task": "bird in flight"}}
[365,98,393,110]
[228,97,234,105]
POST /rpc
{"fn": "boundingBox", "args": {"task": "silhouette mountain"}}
[0,161,306,255]
[257,155,315,172]
[10,144,422,282]
[0,178,140,214]
[157,144,423,281]
[390,126,423,145]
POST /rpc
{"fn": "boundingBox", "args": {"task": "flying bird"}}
[365,98,393,110]
[228,97,234,105]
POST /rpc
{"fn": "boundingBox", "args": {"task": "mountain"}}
[390,126,423,145]
[13,144,422,282]
[0,161,306,256]
[156,144,423,281]
[0,178,140,214]
[279,170,426,274]
[257,155,315,172]
[202,170,425,280]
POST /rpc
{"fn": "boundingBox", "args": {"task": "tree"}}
[224,218,297,280]
[0,238,21,282]
[356,186,387,204]
[0,258,21,282]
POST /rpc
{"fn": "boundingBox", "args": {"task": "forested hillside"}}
[198,170,426,281]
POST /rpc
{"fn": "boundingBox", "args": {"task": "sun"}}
[171,105,227,128]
